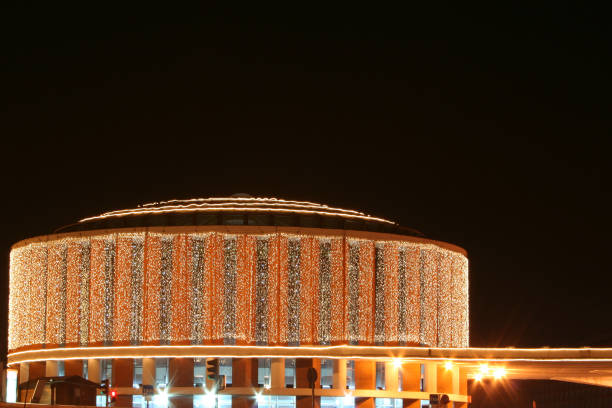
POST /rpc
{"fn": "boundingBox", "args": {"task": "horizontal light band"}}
[8,345,612,366]
[79,197,396,225]
[80,206,395,225]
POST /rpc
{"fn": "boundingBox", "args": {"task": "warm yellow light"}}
[474,373,483,381]
[393,358,403,368]
[444,361,453,370]
[202,389,216,408]
[479,364,489,374]
[254,391,266,404]
[493,367,506,379]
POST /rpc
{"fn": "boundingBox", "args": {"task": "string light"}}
[79,197,397,225]
[8,231,468,352]
[493,367,506,379]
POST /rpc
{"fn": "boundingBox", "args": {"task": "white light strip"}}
[140,197,352,211]
[80,206,395,225]
[97,202,368,218]
[8,345,612,366]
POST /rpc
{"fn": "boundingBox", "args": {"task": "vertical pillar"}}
[45,361,59,377]
[143,358,155,386]
[295,358,321,408]
[354,360,376,408]
[168,358,194,408]
[232,358,258,408]
[332,359,347,390]
[437,364,452,394]
[271,358,285,389]
[112,359,134,407]
[452,366,460,395]
[64,360,83,377]
[400,363,420,408]
[18,363,29,402]
[454,368,469,408]
[87,359,101,384]
[424,363,436,394]
[384,362,398,392]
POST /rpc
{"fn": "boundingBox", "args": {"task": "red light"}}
[110,390,117,397]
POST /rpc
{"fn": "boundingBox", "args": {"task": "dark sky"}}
[1,4,610,361]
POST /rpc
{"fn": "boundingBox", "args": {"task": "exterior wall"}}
[9,227,468,354]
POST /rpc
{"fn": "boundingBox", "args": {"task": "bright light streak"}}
[6,369,17,402]
[254,390,266,405]
[479,364,489,374]
[444,361,453,370]
[153,387,169,406]
[203,389,216,408]
[343,392,354,406]
[493,367,506,379]
[393,358,403,368]
[474,373,483,381]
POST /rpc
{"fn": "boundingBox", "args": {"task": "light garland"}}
[8,231,468,352]
[78,197,396,225]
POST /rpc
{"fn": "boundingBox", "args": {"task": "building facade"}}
[7,197,470,407]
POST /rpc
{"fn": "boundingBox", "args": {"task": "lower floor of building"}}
[8,357,469,408]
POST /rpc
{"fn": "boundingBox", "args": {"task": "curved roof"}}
[55,196,425,237]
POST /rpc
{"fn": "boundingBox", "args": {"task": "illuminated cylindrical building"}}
[8,197,469,408]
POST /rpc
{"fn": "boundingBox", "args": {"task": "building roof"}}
[55,195,425,237]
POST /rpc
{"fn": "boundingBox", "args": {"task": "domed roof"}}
[55,196,424,237]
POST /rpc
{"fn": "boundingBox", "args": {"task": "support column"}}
[384,362,398,392]
[64,360,83,377]
[168,358,194,408]
[437,364,452,394]
[112,359,134,407]
[354,360,375,408]
[452,366,460,395]
[454,368,469,408]
[87,359,101,384]
[18,363,29,402]
[400,363,421,408]
[270,358,285,389]
[45,361,58,377]
[332,359,347,391]
[295,358,321,408]
[142,358,155,386]
[232,358,258,408]
[424,363,436,394]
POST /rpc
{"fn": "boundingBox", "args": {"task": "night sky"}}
[1,4,610,362]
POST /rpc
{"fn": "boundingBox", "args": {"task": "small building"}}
[19,375,98,406]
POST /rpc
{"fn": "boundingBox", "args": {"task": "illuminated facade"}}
[7,197,472,408]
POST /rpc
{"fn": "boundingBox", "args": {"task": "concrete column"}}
[112,359,134,407]
[64,360,83,377]
[168,358,194,408]
[142,358,155,386]
[454,368,469,408]
[354,360,375,408]
[384,362,398,392]
[424,363,436,393]
[295,358,321,408]
[87,359,101,383]
[332,359,347,390]
[45,360,58,377]
[19,363,29,385]
[232,358,258,408]
[437,364,452,394]
[271,358,285,389]
[452,366,460,395]
[18,363,29,402]
[400,363,421,408]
